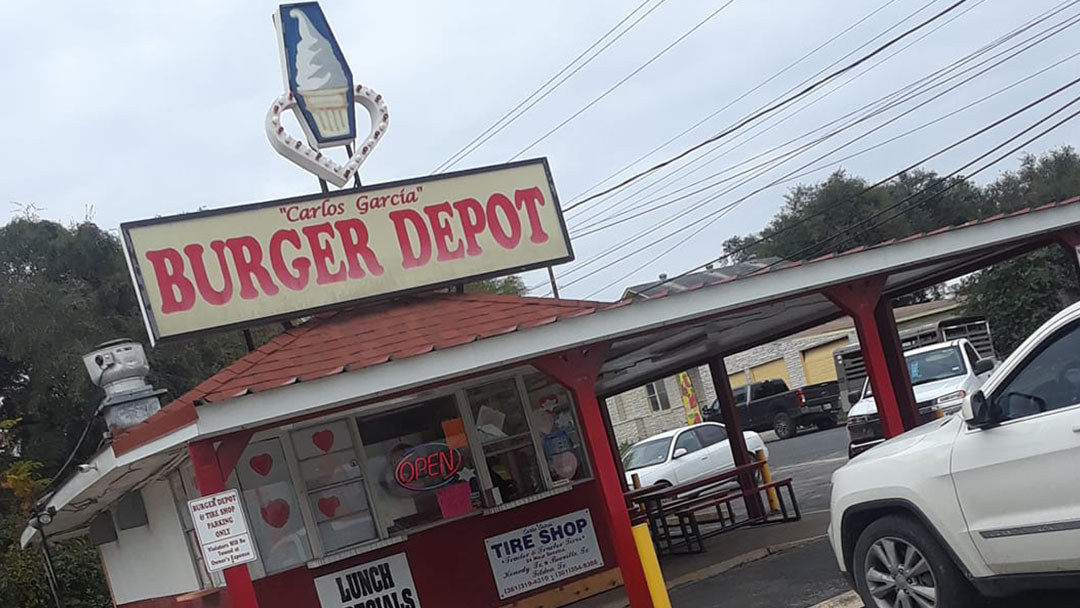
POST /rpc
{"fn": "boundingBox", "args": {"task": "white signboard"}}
[484,509,604,599]
[187,489,257,573]
[314,553,421,608]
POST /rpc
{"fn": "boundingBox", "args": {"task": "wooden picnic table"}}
[624,460,799,554]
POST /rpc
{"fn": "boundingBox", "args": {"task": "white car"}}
[622,422,767,488]
[846,339,996,457]
[829,301,1080,607]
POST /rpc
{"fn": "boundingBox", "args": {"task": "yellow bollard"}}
[631,473,641,490]
[756,449,780,513]
[632,523,672,608]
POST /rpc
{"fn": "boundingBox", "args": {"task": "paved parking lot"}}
[764,425,848,514]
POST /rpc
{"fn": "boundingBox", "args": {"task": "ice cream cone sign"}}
[269,2,390,186]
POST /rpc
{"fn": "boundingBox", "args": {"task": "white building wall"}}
[99,478,201,605]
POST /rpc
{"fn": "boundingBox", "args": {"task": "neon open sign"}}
[394,442,463,491]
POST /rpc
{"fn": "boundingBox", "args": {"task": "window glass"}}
[732,385,748,403]
[907,347,965,386]
[994,323,1080,421]
[674,430,703,454]
[622,438,671,471]
[466,379,546,504]
[290,421,376,553]
[523,372,592,483]
[646,382,671,411]
[233,438,312,573]
[358,396,481,535]
[695,424,727,446]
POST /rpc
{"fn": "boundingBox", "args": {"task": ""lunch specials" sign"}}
[314,552,421,608]
[122,159,571,342]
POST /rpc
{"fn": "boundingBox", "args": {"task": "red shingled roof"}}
[112,293,608,454]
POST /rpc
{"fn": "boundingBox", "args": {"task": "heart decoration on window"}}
[317,496,341,519]
[312,430,335,453]
[260,499,291,529]
[265,85,389,187]
[249,453,273,477]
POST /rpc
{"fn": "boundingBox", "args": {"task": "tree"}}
[0,216,277,607]
[720,148,1080,354]
[957,148,1080,354]
[466,275,528,296]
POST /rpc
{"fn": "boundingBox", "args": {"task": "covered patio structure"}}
[22,197,1080,608]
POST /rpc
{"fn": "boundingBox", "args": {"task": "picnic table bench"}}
[625,460,800,554]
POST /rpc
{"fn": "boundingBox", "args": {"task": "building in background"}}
[608,265,964,447]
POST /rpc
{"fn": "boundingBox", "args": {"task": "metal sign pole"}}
[547,267,560,299]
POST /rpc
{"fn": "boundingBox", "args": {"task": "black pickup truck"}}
[702,379,841,439]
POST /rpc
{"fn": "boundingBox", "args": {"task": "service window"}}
[465,379,547,504]
[290,420,377,553]
[358,396,482,534]
[233,438,313,573]
[522,372,592,483]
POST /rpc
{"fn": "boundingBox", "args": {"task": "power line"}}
[559,0,907,206]
[755,92,1080,272]
[560,0,972,213]
[563,0,915,213]
[538,4,1078,291]
[651,79,1080,296]
[431,0,666,173]
[571,7,1080,238]
[568,0,1074,232]
[567,0,999,233]
[507,0,739,161]
[569,73,1080,298]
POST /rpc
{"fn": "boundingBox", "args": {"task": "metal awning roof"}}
[594,197,1080,395]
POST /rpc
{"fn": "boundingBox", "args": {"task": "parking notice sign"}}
[187,489,257,573]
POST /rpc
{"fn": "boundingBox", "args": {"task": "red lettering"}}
[269,229,310,291]
[486,193,522,250]
[389,209,432,269]
[144,248,195,313]
[182,242,234,306]
[422,202,464,262]
[439,449,456,475]
[426,453,440,477]
[224,237,279,299]
[452,198,485,256]
[302,223,346,285]
[334,219,385,279]
[515,187,550,244]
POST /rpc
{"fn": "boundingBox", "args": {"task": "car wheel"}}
[815,418,837,430]
[853,515,977,608]
[772,412,796,439]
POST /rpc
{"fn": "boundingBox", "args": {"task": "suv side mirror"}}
[972,358,994,375]
[847,390,862,406]
[672,447,689,460]
[965,390,1002,429]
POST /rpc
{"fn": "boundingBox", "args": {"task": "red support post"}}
[825,277,918,439]
[189,436,260,608]
[534,345,654,608]
[707,357,764,519]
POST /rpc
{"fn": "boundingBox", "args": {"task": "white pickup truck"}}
[829,301,1080,606]
[845,339,995,458]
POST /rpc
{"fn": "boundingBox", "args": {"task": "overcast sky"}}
[4,0,1079,301]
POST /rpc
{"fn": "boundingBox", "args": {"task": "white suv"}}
[829,301,1080,607]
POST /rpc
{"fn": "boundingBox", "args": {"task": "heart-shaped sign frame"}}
[266,84,389,187]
